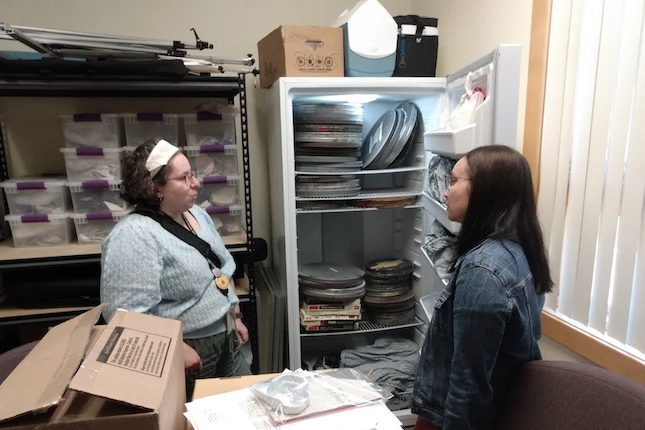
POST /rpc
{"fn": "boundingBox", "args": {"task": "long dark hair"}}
[120,139,177,208]
[456,145,553,294]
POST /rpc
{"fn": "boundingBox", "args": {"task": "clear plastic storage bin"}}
[205,204,245,237]
[0,177,71,215]
[181,112,236,146]
[60,113,122,148]
[123,113,179,147]
[70,211,129,244]
[5,213,74,247]
[61,147,132,182]
[67,180,127,213]
[195,176,240,208]
[183,145,238,177]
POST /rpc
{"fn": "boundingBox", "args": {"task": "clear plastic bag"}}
[321,368,393,402]
[442,70,487,131]
[250,369,387,424]
[445,87,485,131]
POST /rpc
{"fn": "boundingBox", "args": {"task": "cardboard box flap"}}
[0,305,104,423]
[69,310,182,412]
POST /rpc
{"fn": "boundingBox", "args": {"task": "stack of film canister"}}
[353,101,422,210]
[360,101,420,170]
[363,258,416,325]
[294,104,364,208]
[298,263,365,332]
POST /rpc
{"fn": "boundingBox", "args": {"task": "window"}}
[537,0,645,362]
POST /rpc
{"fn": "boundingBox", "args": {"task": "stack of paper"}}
[185,388,403,430]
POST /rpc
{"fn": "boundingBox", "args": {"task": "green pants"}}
[184,330,252,401]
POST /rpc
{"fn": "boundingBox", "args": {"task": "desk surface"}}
[193,373,275,399]
[189,374,276,430]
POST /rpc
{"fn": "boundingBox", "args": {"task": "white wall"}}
[0,0,414,248]
[411,0,533,150]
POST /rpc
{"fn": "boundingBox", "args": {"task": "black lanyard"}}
[134,208,228,296]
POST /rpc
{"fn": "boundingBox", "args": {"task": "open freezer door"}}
[425,45,521,158]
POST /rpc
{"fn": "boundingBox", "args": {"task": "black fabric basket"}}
[393,15,438,77]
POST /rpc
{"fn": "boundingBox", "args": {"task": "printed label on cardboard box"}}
[292,51,340,73]
[97,326,170,377]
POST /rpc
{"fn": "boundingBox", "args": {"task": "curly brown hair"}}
[120,139,180,208]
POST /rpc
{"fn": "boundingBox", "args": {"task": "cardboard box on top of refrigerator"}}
[257,25,344,88]
[0,305,186,430]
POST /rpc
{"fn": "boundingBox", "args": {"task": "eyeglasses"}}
[168,169,197,186]
[444,173,470,187]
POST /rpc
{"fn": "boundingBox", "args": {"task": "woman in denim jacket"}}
[411,145,553,430]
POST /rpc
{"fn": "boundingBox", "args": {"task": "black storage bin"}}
[393,15,438,77]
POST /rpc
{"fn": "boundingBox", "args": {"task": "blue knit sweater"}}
[100,205,238,337]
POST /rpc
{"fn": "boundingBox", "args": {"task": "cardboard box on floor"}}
[0,305,186,430]
[257,25,344,88]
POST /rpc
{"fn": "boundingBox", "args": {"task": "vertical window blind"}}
[538,0,645,358]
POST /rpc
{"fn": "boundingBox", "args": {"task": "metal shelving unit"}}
[295,189,423,201]
[0,73,260,372]
[300,317,423,337]
[294,165,426,175]
[296,203,423,214]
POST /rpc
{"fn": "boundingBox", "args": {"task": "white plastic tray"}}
[421,193,461,235]
[419,292,441,322]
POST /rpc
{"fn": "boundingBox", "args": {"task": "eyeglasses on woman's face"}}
[167,169,198,186]
[444,172,470,187]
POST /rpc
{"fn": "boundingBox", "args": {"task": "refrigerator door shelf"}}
[421,193,461,235]
[419,292,442,322]
[424,96,493,159]
[420,246,450,289]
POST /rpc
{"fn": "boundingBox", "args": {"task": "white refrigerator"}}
[266,45,521,423]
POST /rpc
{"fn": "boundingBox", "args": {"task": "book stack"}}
[299,298,362,332]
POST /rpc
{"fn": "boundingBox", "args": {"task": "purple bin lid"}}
[16,181,46,190]
[86,211,114,221]
[81,180,110,189]
[76,147,105,156]
[201,176,227,185]
[199,144,225,154]
[205,206,230,215]
[21,213,49,223]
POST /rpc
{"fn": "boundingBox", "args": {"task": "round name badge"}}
[216,275,229,290]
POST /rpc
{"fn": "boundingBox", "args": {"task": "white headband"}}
[145,140,179,177]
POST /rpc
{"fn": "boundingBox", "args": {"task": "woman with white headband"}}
[100,139,251,400]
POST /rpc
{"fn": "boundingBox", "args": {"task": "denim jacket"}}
[411,239,545,430]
